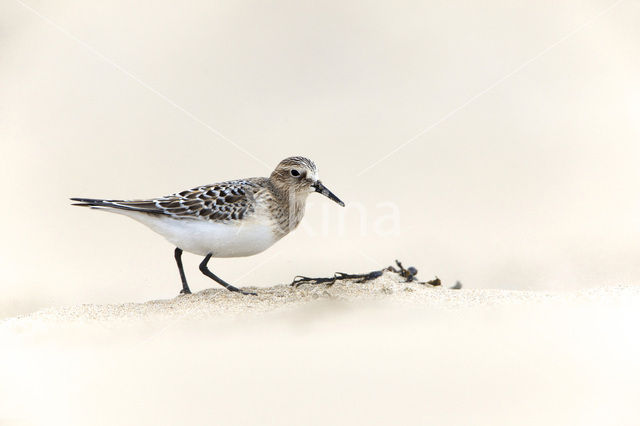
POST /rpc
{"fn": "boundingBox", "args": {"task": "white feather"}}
[94,207,280,257]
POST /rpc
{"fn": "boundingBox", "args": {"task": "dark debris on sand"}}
[291,260,462,290]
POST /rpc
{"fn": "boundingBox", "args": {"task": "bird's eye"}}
[290,169,300,177]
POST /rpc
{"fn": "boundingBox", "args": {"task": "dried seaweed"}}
[291,260,462,289]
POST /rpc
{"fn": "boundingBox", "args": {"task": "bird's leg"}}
[174,247,191,295]
[199,254,257,296]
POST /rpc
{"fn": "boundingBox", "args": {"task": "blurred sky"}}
[1,0,639,314]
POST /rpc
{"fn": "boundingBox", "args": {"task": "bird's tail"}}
[71,198,114,208]
[70,198,162,214]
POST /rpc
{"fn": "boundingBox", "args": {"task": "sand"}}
[2,273,639,425]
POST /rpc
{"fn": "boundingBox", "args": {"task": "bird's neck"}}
[269,184,309,235]
[287,191,308,231]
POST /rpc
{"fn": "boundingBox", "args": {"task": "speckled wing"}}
[72,179,262,222]
[161,180,259,221]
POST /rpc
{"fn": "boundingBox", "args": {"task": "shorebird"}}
[71,156,344,295]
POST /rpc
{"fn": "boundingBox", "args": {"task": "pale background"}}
[2,0,640,316]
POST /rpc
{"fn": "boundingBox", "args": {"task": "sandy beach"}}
[2,274,639,425]
[3,0,639,424]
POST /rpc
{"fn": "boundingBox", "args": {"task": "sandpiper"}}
[71,156,344,295]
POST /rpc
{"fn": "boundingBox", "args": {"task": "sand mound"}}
[2,271,572,327]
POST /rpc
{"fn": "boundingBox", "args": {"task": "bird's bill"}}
[312,181,345,207]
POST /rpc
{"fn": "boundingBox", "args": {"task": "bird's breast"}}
[179,217,281,257]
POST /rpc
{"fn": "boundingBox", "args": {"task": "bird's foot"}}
[179,288,192,295]
[226,285,257,296]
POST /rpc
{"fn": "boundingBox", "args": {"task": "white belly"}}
[107,209,281,257]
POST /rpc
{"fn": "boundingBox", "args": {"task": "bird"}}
[71,156,345,296]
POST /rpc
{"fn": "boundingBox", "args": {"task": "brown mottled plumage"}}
[86,179,262,223]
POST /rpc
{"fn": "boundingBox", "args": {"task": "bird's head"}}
[270,156,345,207]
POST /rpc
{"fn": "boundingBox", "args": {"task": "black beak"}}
[312,181,345,207]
